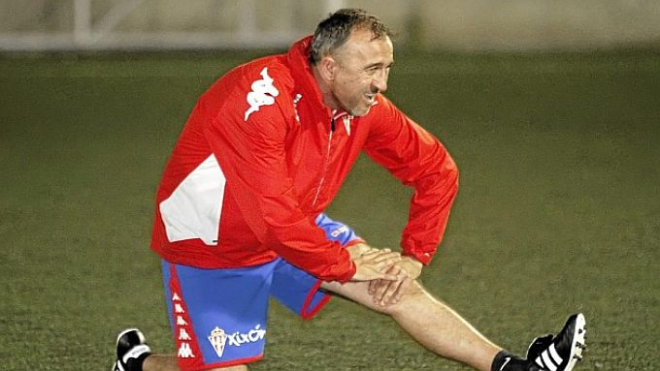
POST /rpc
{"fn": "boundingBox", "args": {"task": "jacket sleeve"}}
[200,69,355,282]
[363,96,459,265]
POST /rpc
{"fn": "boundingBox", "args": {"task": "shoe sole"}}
[565,313,587,371]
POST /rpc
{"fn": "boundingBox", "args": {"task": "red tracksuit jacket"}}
[151,36,459,283]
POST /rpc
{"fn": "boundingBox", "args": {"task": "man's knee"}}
[207,365,248,371]
[396,279,428,305]
[321,279,430,315]
[373,279,428,316]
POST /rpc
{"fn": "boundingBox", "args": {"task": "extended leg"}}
[322,280,502,371]
[321,280,586,371]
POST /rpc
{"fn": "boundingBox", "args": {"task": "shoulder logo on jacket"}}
[244,67,279,121]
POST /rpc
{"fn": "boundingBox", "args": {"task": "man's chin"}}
[350,105,372,117]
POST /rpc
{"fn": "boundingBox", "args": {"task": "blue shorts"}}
[161,213,361,371]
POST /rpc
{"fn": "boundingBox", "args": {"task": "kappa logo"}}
[244,67,279,121]
[208,325,266,358]
[178,328,192,341]
[171,290,196,359]
[178,343,195,358]
[176,316,188,326]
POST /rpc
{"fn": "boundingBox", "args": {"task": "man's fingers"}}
[369,269,400,282]
[372,279,390,303]
[369,266,402,304]
[359,247,385,255]
[368,278,379,294]
[379,279,399,305]
[352,262,401,282]
[361,249,396,260]
[351,250,406,282]
[374,252,401,263]
[363,252,401,266]
[392,277,410,303]
[378,271,402,281]
[379,277,401,305]
[386,277,410,305]
[354,251,401,276]
[357,255,421,305]
[374,277,410,306]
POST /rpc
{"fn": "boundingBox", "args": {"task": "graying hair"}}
[308,8,393,65]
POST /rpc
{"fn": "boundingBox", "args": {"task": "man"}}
[112,9,586,371]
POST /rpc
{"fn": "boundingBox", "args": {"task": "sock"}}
[126,351,151,371]
[491,350,533,371]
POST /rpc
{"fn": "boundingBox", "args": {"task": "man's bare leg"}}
[143,355,248,371]
[142,355,180,371]
[321,280,502,371]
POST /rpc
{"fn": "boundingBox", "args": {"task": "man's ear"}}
[317,56,338,82]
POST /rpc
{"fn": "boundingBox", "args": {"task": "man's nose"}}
[372,70,388,93]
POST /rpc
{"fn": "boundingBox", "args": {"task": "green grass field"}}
[1,49,658,370]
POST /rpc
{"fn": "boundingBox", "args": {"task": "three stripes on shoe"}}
[534,343,565,371]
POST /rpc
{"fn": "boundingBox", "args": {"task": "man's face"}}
[329,29,394,117]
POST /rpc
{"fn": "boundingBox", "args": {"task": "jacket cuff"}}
[401,240,435,265]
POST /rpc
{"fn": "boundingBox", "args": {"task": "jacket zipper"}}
[312,116,335,207]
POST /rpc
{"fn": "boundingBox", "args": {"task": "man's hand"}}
[346,243,375,260]
[368,256,423,306]
[348,244,402,282]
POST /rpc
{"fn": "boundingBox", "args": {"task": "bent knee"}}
[207,365,248,371]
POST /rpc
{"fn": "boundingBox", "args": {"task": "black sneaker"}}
[528,314,587,371]
[526,334,554,361]
[112,328,151,371]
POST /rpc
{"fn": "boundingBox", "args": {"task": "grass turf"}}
[0,50,658,370]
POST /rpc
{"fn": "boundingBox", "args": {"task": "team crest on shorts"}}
[208,327,228,358]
